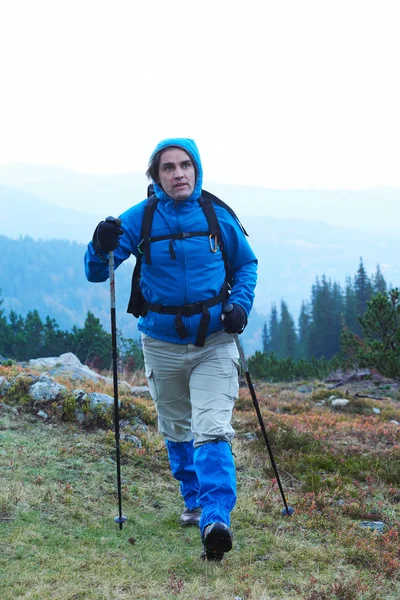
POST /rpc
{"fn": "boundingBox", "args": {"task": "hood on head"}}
[149,138,203,202]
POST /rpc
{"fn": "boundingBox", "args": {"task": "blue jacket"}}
[84,138,258,344]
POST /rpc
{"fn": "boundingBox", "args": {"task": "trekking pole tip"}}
[282,506,295,517]
[114,515,128,525]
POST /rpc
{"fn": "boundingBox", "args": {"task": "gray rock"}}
[72,389,87,403]
[88,392,116,411]
[37,410,49,419]
[29,352,81,369]
[390,419,400,426]
[30,352,111,384]
[75,410,85,424]
[0,376,11,395]
[297,385,312,393]
[0,402,18,414]
[358,521,385,533]
[11,373,40,385]
[130,385,150,396]
[372,407,381,414]
[240,432,258,441]
[29,376,67,403]
[331,398,350,408]
[121,434,142,448]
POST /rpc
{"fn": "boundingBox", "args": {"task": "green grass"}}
[1,376,400,599]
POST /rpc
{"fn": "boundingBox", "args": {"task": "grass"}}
[1,369,400,599]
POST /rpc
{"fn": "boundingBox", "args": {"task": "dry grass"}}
[1,370,400,599]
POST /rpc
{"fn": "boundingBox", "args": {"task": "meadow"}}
[1,363,399,599]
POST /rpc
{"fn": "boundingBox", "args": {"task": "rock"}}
[29,376,67,403]
[130,385,150,396]
[297,385,312,394]
[75,410,85,424]
[37,410,49,419]
[72,389,87,403]
[30,352,110,383]
[0,376,11,395]
[358,521,385,533]
[121,434,142,448]
[130,417,148,433]
[11,373,40,385]
[0,402,18,415]
[331,398,350,408]
[315,401,325,406]
[29,352,82,369]
[372,407,381,414]
[240,432,258,441]
[390,420,400,426]
[88,392,116,411]
[329,395,337,400]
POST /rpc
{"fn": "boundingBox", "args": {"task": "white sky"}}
[1,0,400,189]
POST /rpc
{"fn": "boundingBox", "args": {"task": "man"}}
[85,138,257,561]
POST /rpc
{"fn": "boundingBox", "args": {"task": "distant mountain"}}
[1,163,399,235]
[0,184,103,242]
[0,235,265,356]
[1,164,400,355]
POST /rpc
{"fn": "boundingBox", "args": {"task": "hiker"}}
[84,138,257,560]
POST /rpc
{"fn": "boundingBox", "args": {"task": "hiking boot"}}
[179,507,202,527]
[201,522,233,561]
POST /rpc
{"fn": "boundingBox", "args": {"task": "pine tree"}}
[297,301,311,359]
[269,304,280,355]
[24,310,45,360]
[72,311,111,370]
[0,291,10,358]
[355,289,400,378]
[372,263,387,295]
[278,300,297,358]
[354,257,373,335]
[308,276,342,359]
[261,322,270,354]
[344,276,358,332]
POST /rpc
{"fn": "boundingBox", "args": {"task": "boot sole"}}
[204,522,233,555]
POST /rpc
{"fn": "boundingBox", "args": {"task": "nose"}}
[174,167,184,179]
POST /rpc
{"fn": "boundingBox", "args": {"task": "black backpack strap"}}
[197,194,220,238]
[139,195,159,265]
[201,189,248,237]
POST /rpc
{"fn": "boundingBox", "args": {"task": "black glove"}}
[92,216,123,253]
[221,303,248,334]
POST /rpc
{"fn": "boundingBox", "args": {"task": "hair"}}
[146,146,197,184]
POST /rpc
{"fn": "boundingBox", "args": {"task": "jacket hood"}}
[149,138,203,203]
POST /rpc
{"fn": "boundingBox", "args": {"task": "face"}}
[158,147,196,201]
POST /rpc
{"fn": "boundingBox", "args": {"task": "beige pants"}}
[142,330,240,447]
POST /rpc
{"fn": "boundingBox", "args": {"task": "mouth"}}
[174,183,187,189]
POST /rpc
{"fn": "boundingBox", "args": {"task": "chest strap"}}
[144,282,229,347]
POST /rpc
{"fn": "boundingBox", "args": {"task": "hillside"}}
[1,359,399,599]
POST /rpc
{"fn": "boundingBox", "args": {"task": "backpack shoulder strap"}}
[201,189,249,237]
[140,194,159,265]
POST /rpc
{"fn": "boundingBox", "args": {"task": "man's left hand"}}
[221,303,248,334]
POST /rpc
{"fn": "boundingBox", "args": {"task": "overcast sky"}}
[1,0,399,190]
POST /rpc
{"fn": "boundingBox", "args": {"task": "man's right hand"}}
[92,217,123,253]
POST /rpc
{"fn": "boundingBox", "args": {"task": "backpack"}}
[127,188,247,347]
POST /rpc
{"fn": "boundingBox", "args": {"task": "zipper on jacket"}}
[176,208,189,305]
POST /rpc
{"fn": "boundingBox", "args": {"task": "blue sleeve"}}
[84,201,146,282]
[217,208,258,316]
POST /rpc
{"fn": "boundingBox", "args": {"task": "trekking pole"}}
[233,333,294,516]
[108,217,127,530]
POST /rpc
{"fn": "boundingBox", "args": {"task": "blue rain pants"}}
[167,439,236,532]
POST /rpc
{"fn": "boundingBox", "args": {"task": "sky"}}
[1,0,400,191]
